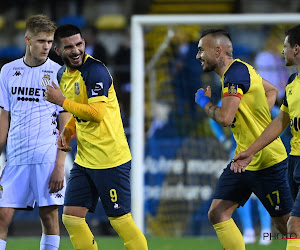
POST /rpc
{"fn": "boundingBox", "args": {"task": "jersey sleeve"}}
[56,105,65,113]
[280,73,297,114]
[222,61,251,99]
[280,92,288,114]
[57,65,66,89]
[55,65,67,113]
[81,58,112,104]
[0,64,10,111]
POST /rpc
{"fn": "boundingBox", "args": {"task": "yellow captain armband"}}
[62,98,107,123]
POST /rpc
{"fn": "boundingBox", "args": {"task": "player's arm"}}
[195,86,240,127]
[48,111,70,193]
[57,115,75,153]
[64,115,76,136]
[0,109,9,155]
[45,82,106,123]
[231,110,289,173]
[0,109,9,175]
[262,78,278,111]
[62,99,107,123]
[57,111,71,152]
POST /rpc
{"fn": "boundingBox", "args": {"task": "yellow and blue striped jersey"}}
[57,54,131,169]
[221,59,287,171]
[281,73,300,156]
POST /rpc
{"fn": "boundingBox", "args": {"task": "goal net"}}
[130,14,300,236]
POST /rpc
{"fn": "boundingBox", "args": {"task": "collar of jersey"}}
[23,57,49,68]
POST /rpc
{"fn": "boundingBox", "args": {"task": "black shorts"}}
[213,159,293,217]
[288,155,300,217]
[64,161,131,217]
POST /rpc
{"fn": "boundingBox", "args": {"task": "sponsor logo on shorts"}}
[114,203,120,209]
[55,193,63,198]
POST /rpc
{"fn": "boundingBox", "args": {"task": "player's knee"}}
[62,213,77,229]
[109,213,148,250]
[208,207,232,225]
[208,207,219,224]
[287,216,300,235]
[108,213,130,229]
[62,214,97,250]
[0,208,15,232]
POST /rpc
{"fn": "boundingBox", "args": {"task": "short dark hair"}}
[285,25,300,47]
[200,29,232,42]
[54,24,82,46]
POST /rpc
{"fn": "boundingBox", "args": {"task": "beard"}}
[200,58,217,72]
[202,62,216,72]
[62,52,85,70]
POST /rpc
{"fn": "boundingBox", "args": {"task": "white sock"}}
[40,234,60,250]
[0,239,7,250]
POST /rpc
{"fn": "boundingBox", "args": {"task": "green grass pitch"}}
[6,236,287,249]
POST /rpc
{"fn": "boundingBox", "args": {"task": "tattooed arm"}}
[196,86,240,127]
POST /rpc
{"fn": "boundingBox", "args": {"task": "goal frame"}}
[130,13,300,232]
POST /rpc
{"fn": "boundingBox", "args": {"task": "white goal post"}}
[130,13,300,232]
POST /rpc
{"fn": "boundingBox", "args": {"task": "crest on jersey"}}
[228,83,238,95]
[91,82,103,96]
[74,82,80,95]
[41,74,50,87]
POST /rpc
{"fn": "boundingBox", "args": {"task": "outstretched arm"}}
[231,110,289,173]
